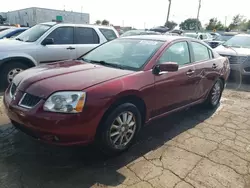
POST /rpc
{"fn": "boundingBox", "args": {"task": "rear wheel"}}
[0,62,29,90]
[204,79,223,109]
[97,103,142,156]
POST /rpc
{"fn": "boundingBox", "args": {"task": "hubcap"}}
[211,81,221,105]
[8,68,23,83]
[109,111,137,148]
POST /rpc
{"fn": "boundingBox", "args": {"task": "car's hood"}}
[0,39,33,51]
[215,45,250,56]
[13,60,134,98]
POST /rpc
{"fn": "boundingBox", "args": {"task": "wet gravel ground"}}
[0,80,250,188]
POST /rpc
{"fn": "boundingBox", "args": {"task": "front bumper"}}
[3,87,102,146]
[230,63,250,76]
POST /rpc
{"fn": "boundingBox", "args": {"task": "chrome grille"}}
[219,55,248,64]
[10,83,17,98]
[19,93,41,108]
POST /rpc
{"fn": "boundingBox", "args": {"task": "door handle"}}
[186,69,195,76]
[212,64,218,69]
[67,46,75,50]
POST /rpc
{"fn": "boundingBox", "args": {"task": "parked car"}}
[207,32,238,49]
[210,32,221,40]
[0,22,119,89]
[0,27,28,39]
[215,34,250,77]
[120,30,161,37]
[0,26,13,32]
[4,35,230,155]
[184,32,214,43]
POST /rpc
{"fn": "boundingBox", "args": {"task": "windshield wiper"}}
[83,58,124,69]
[15,38,23,41]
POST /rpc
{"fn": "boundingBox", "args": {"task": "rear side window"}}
[75,27,99,44]
[99,28,118,41]
[191,42,210,62]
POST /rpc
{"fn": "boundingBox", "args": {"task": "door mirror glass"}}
[153,62,179,74]
[42,38,54,45]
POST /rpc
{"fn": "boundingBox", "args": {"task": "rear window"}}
[99,28,117,41]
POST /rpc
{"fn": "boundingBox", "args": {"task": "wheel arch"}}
[96,92,147,137]
[0,56,36,70]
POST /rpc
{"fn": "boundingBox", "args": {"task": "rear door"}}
[153,40,197,116]
[74,27,100,58]
[190,41,218,100]
[37,26,75,64]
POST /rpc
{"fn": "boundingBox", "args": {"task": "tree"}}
[101,19,109,26]
[0,15,7,24]
[206,18,225,31]
[164,21,177,30]
[179,18,202,30]
[229,14,245,30]
[95,20,101,25]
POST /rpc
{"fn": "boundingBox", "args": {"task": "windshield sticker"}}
[139,40,158,45]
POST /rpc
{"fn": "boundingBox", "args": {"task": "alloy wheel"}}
[7,68,23,83]
[109,111,137,148]
[211,81,221,106]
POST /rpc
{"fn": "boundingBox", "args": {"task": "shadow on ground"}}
[0,104,217,188]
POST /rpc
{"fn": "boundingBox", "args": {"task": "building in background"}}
[0,7,89,27]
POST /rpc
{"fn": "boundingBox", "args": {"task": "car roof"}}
[40,22,116,29]
[122,35,189,42]
[234,34,250,37]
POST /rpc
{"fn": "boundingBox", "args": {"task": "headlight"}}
[43,91,86,113]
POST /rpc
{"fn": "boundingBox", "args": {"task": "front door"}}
[153,41,197,117]
[37,26,76,64]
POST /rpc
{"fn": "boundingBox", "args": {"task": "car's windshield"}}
[223,35,250,48]
[0,28,16,38]
[15,24,51,42]
[215,35,234,42]
[184,33,198,38]
[81,38,164,70]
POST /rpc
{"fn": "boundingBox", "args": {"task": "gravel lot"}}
[1,85,250,188]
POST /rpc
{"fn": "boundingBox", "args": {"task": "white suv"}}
[0,22,119,89]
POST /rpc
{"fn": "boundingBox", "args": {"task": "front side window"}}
[16,24,51,42]
[46,27,74,45]
[191,42,210,62]
[158,41,190,66]
[75,27,99,44]
[81,39,164,70]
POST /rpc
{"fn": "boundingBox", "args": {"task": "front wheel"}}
[0,62,29,90]
[97,103,142,155]
[204,79,223,109]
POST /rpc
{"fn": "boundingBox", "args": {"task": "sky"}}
[1,0,250,29]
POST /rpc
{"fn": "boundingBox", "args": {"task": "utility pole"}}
[196,0,201,32]
[165,0,172,27]
[225,16,227,27]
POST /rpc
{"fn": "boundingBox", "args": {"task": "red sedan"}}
[3,35,230,155]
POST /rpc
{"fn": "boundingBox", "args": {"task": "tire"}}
[204,79,223,109]
[0,61,29,90]
[97,103,142,156]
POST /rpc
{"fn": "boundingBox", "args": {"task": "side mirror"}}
[42,38,54,45]
[153,62,179,75]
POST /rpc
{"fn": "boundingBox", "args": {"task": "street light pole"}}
[165,0,172,26]
[196,0,201,32]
